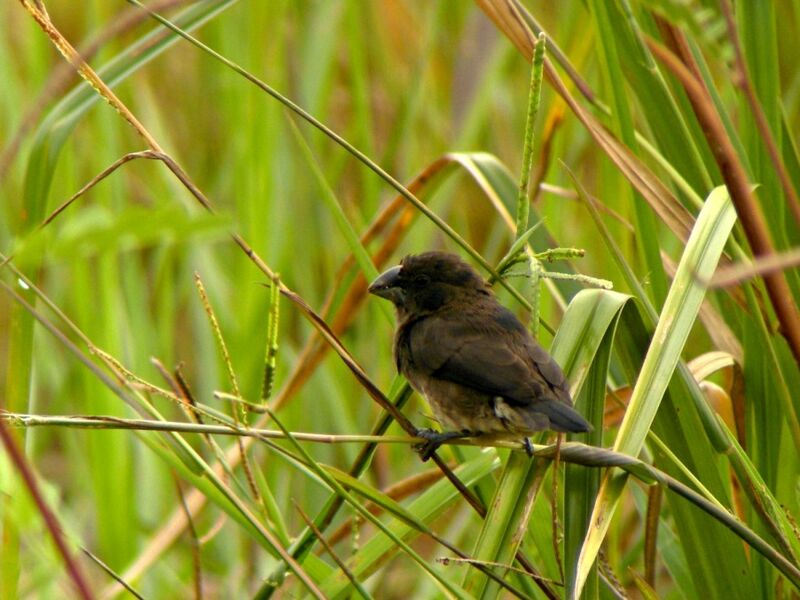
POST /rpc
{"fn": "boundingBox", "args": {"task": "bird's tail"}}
[537,400,592,433]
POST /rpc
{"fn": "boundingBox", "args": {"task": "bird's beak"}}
[368,265,404,304]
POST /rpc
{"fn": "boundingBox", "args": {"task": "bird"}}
[368,251,591,460]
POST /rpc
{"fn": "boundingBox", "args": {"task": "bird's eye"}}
[412,274,430,287]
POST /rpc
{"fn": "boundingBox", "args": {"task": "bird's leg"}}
[522,437,535,456]
[414,428,473,462]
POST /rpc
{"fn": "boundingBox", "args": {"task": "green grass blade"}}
[318,450,501,599]
[573,186,737,596]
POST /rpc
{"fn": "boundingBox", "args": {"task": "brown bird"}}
[368,251,591,460]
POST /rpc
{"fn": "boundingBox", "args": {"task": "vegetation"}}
[2,1,799,598]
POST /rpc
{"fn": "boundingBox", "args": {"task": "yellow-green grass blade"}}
[573,186,737,597]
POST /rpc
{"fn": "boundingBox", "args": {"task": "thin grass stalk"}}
[293,502,372,600]
[0,418,94,599]
[261,278,280,404]
[515,32,546,236]
[262,409,472,600]
[194,273,261,501]
[6,409,798,587]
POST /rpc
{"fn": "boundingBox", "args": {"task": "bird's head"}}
[368,251,488,317]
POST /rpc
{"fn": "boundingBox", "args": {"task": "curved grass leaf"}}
[572,186,738,597]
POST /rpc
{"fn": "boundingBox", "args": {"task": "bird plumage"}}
[369,251,591,458]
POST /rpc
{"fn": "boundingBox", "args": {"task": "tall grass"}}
[1,1,799,598]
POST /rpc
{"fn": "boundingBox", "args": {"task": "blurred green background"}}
[2,1,799,598]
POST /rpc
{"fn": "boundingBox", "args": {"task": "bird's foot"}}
[414,428,472,462]
[522,437,534,457]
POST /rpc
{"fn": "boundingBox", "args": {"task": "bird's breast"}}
[415,378,507,433]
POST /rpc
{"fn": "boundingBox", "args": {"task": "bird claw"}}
[414,440,440,462]
[413,428,471,462]
[522,437,534,456]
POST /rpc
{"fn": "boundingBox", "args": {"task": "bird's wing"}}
[409,306,569,407]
